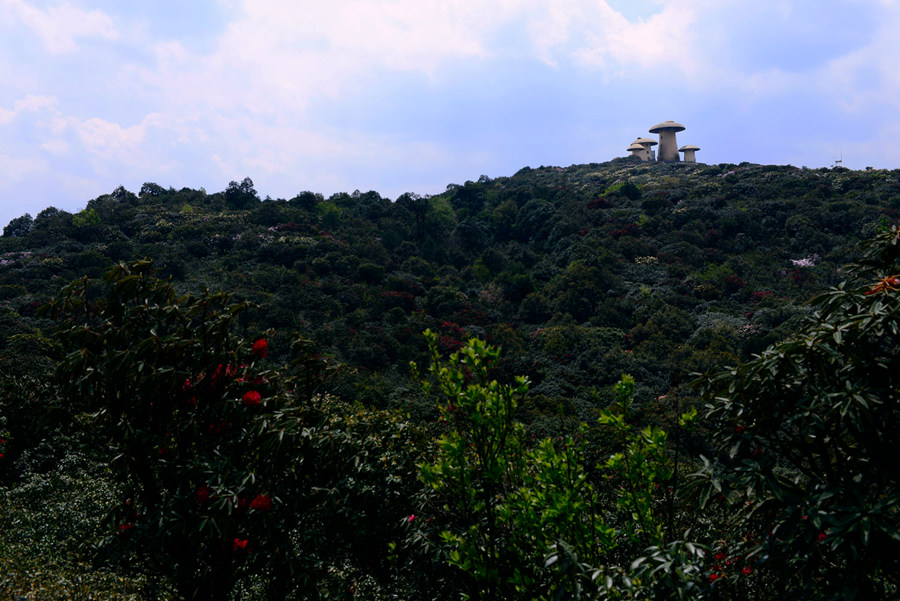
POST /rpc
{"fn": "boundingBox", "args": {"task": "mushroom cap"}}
[649,120,686,133]
[679,144,700,151]
[627,143,645,151]
[634,137,658,146]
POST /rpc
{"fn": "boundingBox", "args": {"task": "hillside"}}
[1,160,897,422]
[1,159,899,600]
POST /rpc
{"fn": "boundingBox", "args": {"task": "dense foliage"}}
[695,224,900,599]
[2,160,900,599]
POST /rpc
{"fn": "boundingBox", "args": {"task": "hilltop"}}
[1,159,897,425]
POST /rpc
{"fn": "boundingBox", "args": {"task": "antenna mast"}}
[832,151,843,168]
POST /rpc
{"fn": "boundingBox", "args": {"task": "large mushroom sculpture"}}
[649,120,685,162]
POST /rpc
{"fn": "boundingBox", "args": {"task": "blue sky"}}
[2,0,899,230]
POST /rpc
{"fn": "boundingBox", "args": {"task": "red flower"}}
[865,275,900,295]
[196,486,211,505]
[817,532,827,543]
[742,567,753,575]
[733,425,745,433]
[250,494,272,512]
[709,573,720,582]
[242,390,262,407]
[212,364,225,385]
[714,552,726,561]
[408,514,415,522]
[208,421,230,434]
[233,538,251,553]
[251,338,268,359]
[231,496,248,515]
[118,523,135,534]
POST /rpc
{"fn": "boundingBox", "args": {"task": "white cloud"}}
[817,6,900,113]
[74,117,146,156]
[129,0,713,127]
[0,94,57,125]
[69,113,184,176]
[515,0,701,76]
[40,139,68,154]
[233,0,491,69]
[0,154,46,185]
[179,0,500,114]
[1,0,118,54]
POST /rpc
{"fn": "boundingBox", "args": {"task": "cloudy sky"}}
[1,0,899,229]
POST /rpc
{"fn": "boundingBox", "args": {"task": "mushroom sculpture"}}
[627,142,646,159]
[649,121,685,162]
[679,144,700,163]
[634,137,658,161]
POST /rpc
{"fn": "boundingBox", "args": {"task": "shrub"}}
[46,261,415,600]
[694,225,900,599]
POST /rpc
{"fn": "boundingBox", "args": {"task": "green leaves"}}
[694,225,900,599]
[47,261,389,599]
[416,341,700,599]
[599,375,672,548]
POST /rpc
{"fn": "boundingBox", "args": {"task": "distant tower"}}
[679,144,700,163]
[832,152,843,168]
[649,121,685,162]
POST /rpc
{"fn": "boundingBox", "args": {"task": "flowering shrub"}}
[635,255,659,265]
[722,274,745,294]
[586,196,611,210]
[790,253,820,267]
[610,223,642,238]
[44,260,354,600]
[695,225,900,599]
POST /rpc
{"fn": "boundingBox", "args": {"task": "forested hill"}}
[1,159,898,428]
[3,158,900,600]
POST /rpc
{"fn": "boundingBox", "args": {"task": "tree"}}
[694,224,900,599]
[2,213,33,237]
[224,177,258,210]
[71,208,101,228]
[414,333,704,601]
[289,190,323,211]
[140,182,167,198]
[315,201,343,229]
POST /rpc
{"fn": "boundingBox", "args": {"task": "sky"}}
[2,0,900,230]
